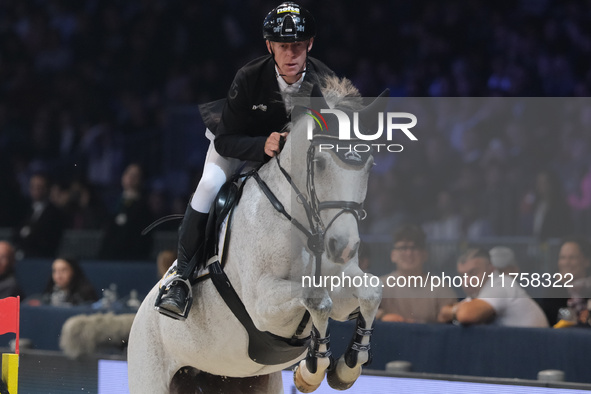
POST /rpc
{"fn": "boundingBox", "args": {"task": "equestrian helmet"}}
[262,2,316,42]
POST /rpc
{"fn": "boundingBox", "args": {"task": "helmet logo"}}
[277,5,300,14]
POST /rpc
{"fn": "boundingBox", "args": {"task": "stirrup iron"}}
[154,276,193,321]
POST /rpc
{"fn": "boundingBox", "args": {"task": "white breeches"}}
[190,135,242,213]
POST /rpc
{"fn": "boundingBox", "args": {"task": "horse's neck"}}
[258,133,301,196]
[255,132,310,231]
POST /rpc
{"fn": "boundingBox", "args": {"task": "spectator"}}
[50,179,106,230]
[439,248,548,327]
[423,190,462,240]
[41,257,98,306]
[378,224,457,323]
[519,169,573,240]
[537,235,591,326]
[157,249,177,278]
[13,172,65,258]
[66,180,106,230]
[0,241,23,298]
[568,164,591,233]
[99,163,153,260]
[489,246,520,275]
[0,155,27,227]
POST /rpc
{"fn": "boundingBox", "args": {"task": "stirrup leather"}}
[154,275,193,321]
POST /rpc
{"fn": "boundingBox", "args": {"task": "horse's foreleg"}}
[293,288,333,393]
[327,276,382,391]
[128,292,180,394]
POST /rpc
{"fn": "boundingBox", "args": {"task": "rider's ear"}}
[266,40,273,54]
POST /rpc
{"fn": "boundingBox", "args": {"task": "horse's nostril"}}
[352,241,360,256]
[328,238,337,255]
[348,247,357,260]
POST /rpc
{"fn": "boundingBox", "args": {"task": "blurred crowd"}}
[2,0,591,256]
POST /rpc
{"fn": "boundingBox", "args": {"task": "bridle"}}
[252,134,367,278]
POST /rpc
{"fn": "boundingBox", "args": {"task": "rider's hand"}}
[264,132,288,157]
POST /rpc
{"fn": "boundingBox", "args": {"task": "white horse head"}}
[280,77,387,268]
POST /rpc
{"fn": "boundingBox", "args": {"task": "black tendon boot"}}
[157,205,209,318]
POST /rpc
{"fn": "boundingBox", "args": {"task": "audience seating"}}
[14,258,159,301]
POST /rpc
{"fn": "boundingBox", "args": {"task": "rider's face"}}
[266,39,313,84]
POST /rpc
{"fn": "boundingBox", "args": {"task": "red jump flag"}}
[0,296,20,354]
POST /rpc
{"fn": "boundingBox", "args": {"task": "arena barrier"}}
[4,307,591,385]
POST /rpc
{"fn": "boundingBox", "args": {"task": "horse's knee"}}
[303,295,333,321]
[357,277,382,307]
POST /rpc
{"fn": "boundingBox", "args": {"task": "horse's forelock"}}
[320,76,361,110]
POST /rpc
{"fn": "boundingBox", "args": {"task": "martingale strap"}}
[208,260,310,365]
[252,172,313,240]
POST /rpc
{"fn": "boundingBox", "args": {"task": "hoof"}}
[293,365,321,393]
[326,367,356,391]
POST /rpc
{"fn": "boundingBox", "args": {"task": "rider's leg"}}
[157,140,241,317]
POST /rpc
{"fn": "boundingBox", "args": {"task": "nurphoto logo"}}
[306,107,418,153]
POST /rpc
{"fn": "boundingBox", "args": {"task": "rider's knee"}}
[198,171,226,198]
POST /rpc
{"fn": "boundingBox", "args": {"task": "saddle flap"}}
[203,180,240,270]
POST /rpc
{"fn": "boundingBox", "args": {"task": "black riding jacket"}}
[206,55,334,162]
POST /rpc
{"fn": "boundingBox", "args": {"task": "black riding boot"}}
[157,205,209,317]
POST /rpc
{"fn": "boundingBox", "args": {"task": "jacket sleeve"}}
[214,69,268,162]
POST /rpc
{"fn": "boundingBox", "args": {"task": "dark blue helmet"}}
[262,2,316,42]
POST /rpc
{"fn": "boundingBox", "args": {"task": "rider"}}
[156,2,334,319]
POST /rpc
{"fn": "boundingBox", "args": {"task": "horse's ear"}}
[311,83,323,98]
[358,88,390,128]
[310,83,329,110]
[378,88,390,99]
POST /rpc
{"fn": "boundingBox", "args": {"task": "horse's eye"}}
[314,157,326,171]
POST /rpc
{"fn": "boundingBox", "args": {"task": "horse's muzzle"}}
[327,235,360,264]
